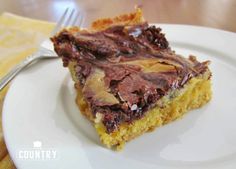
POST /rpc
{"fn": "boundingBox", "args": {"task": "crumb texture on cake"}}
[76,72,212,150]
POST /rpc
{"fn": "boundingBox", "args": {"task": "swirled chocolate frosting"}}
[51,23,210,133]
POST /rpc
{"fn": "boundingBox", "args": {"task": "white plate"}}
[3,24,236,169]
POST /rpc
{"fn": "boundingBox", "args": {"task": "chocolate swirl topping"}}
[52,23,209,133]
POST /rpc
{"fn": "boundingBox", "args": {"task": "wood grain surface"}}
[0,0,236,32]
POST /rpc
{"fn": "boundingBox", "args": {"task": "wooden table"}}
[0,0,236,32]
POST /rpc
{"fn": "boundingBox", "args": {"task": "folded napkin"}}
[0,13,54,169]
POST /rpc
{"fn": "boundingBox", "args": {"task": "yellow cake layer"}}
[96,75,211,150]
[69,63,212,150]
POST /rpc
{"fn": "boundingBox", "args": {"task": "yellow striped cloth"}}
[0,13,54,169]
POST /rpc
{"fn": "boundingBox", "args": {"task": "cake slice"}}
[51,8,212,150]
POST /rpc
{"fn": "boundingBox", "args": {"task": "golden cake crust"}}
[76,71,212,150]
[91,8,144,31]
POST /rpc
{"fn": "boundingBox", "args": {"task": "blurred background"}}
[0,0,236,31]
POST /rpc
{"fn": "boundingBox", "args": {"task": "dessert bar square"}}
[51,8,212,150]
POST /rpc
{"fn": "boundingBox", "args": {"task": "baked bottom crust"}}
[70,63,212,150]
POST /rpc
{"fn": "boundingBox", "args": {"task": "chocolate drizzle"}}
[51,23,210,133]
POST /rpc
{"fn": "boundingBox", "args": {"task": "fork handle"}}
[0,53,39,91]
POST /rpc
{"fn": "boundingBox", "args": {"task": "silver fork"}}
[0,8,84,91]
